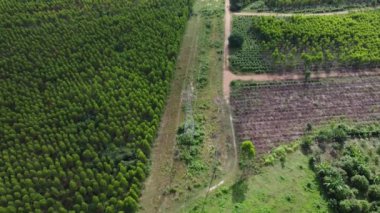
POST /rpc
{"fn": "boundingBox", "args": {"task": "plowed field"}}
[230,75,380,153]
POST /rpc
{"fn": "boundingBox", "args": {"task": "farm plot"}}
[229,16,269,73]
[231,11,380,73]
[230,75,380,154]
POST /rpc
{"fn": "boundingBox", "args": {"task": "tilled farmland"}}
[230,75,380,154]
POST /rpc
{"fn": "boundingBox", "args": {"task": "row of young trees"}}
[0,0,192,212]
[231,0,378,12]
[250,11,380,71]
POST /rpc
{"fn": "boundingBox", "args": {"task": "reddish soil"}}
[230,75,380,154]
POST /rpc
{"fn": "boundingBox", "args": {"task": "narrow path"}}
[223,0,238,172]
[140,14,200,213]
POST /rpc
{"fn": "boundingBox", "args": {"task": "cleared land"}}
[187,150,329,212]
[230,75,380,154]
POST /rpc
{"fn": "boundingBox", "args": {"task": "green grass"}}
[187,150,329,213]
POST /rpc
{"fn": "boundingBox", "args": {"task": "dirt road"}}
[140,14,200,213]
[223,0,232,103]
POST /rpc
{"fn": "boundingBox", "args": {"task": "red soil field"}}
[230,75,380,154]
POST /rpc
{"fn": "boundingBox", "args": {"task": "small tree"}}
[241,141,255,159]
[350,175,369,192]
[368,185,380,201]
[240,141,256,177]
[304,70,311,82]
[229,33,244,49]
[339,199,362,213]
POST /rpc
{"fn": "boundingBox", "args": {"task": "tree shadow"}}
[231,178,248,203]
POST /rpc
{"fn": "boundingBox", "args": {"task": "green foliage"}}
[0,0,192,212]
[241,140,256,159]
[339,199,365,213]
[230,0,245,11]
[235,0,379,12]
[176,119,206,173]
[228,33,244,49]
[239,141,256,176]
[189,150,330,212]
[350,175,369,192]
[368,185,380,202]
[230,17,269,73]
[234,11,380,73]
[311,123,380,212]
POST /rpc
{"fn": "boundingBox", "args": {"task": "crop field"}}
[230,10,380,73]
[229,16,269,73]
[231,0,379,12]
[230,75,380,154]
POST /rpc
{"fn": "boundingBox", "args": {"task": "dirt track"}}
[140,14,200,213]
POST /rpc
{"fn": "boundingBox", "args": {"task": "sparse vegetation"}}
[176,117,206,174]
[188,122,380,212]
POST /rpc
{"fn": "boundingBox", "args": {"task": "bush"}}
[228,33,244,49]
[230,0,243,11]
[368,185,380,202]
[301,136,313,152]
[333,127,348,144]
[359,200,370,213]
[339,199,362,213]
[350,175,369,192]
[241,141,256,159]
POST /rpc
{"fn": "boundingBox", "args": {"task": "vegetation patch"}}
[187,150,329,212]
[229,17,269,73]
[188,122,380,213]
[231,11,380,73]
[176,116,206,174]
[231,0,379,12]
[0,0,191,212]
[305,123,380,212]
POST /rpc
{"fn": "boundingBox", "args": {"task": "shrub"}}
[230,0,243,11]
[333,127,348,144]
[241,141,256,159]
[350,175,369,192]
[240,140,256,173]
[228,33,244,49]
[301,136,313,152]
[368,185,380,202]
[339,199,368,213]
[359,200,370,213]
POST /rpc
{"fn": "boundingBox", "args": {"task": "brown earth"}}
[230,75,380,154]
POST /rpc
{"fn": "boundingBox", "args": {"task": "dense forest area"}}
[306,124,380,212]
[0,0,192,212]
[230,0,379,12]
[232,11,380,72]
